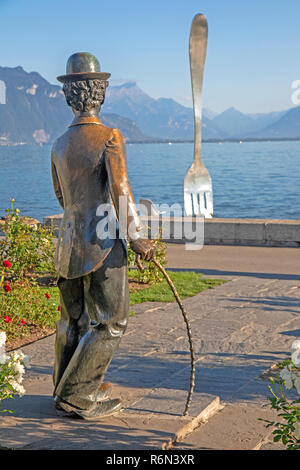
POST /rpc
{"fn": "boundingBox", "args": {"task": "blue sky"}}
[0,0,299,114]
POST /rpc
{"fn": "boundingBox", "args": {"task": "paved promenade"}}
[1,244,299,450]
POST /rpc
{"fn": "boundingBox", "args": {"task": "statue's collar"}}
[69,116,103,128]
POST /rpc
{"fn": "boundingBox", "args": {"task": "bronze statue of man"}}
[51,52,155,420]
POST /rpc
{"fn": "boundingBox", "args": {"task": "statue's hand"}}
[130,238,155,262]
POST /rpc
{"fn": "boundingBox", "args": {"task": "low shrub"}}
[128,236,167,284]
[0,273,60,341]
[0,199,56,279]
[260,340,300,450]
[0,331,31,413]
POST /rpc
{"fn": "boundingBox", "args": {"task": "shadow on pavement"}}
[168,267,300,281]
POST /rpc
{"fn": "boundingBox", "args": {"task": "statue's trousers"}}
[53,239,129,410]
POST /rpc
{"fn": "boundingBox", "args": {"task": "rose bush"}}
[261,340,300,450]
[0,199,56,279]
[1,278,60,340]
[0,331,30,413]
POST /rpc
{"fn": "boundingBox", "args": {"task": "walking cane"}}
[135,255,196,416]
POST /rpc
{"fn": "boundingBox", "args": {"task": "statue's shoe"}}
[75,398,122,420]
[54,382,112,411]
[57,397,122,420]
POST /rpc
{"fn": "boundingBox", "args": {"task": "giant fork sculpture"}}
[184,14,213,218]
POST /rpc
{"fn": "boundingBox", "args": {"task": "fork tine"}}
[184,192,193,216]
[205,191,213,215]
[192,193,199,215]
[199,192,206,215]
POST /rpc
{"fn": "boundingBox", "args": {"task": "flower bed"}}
[1,276,60,351]
[0,200,59,350]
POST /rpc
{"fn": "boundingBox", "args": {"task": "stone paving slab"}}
[174,403,285,451]
[0,247,299,450]
[2,408,191,450]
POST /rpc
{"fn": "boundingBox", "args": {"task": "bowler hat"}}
[57,52,111,83]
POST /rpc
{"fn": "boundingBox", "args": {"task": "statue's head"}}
[57,52,111,115]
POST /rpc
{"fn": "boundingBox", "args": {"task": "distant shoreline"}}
[1,137,300,147]
[127,137,300,144]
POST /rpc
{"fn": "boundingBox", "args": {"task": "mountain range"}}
[0,65,299,145]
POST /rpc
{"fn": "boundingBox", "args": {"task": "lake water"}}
[0,141,300,222]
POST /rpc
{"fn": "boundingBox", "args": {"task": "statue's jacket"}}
[51,115,142,279]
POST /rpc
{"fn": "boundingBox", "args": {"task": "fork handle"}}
[189,14,208,165]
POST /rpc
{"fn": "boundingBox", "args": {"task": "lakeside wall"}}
[43,214,300,248]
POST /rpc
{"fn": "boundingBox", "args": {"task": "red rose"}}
[4,315,11,323]
[58,305,61,312]
[3,283,11,293]
[45,293,50,299]
[21,318,26,325]
[2,260,11,268]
